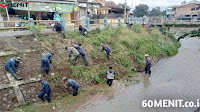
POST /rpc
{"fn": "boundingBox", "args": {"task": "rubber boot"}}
[40,97,45,102]
[62,33,67,39]
[46,69,49,75]
[42,70,45,76]
[12,73,23,80]
[149,71,151,75]
[73,93,77,96]
[107,56,110,60]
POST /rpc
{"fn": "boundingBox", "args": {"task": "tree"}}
[133,4,149,17]
[162,10,166,16]
[118,4,130,10]
[149,7,162,17]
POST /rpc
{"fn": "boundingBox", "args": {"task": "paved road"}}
[78,37,200,112]
[0,24,119,37]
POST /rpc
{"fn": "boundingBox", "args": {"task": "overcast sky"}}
[111,0,195,10]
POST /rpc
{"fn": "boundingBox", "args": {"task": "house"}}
[95,0,110,14]
[167,0,200,17]
[105,1,123,14]
[95,0,129,19]
[166,5,177,17]
[6,0,78,26]
[77,0,102,24]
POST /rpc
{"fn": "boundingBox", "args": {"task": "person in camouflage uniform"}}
[65,46,80,65]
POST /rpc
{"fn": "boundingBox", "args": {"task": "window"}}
[191,7,195,11]
[196,6,200,10]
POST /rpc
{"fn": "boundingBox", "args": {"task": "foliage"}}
[133,4,149,17]
[28,24,45,33]
[27,24,45,37]
[149,7,163,17]
[162,10,166,16]
[118,3,131,10]
[47,75,60,83]
[70,65,104,84]
[37,36,56,46]
[68,26,180,68]
[178,29,200,41]
[133,4,165,17]
[132,24,143,33]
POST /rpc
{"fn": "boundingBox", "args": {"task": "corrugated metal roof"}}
[174,0,200,8]
[105,1,122,9]
[27,0,77,4]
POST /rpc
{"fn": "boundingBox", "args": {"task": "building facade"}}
[166,0,200,17]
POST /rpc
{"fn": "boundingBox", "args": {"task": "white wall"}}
[80,7,87,25]
[0,13,4,27]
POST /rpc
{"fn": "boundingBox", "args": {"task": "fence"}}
[150,17,200,25]
[2,17,200,30]
[0,17,145,30]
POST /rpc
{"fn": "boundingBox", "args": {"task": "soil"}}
[0,88,18,111]
[131,56,144,72]
[0,34,74,111]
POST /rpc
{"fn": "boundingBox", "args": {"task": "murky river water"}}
[78,37,200,112]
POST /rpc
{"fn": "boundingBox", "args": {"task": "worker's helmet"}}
[37,78,42,82]
[15,57,21,62]
[144,54,149,57]
[62,77,68,81]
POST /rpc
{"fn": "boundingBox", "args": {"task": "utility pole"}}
[124,0,126,23]
[27,0,30,19]
[86,2,89,18]
[4,0,10,21]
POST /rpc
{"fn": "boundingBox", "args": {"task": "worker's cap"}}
[144,54,149,57]
[62,77,68,81]
[78,43,82,46]
[50,52,54,55]
[65,46,68,49]
[100,43,104,47]
[37,78,42,82]
[79,25,82,27]
[15,57,21,62]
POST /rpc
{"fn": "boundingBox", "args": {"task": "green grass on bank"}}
[33,24,180,93]
[68,25,180,67]
[178,28,200,41]
[63,25,180,84]
[12,25,180,112]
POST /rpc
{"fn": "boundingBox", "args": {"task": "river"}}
[78,37,200,112]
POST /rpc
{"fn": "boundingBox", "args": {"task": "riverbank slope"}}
[0,25,180,111]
